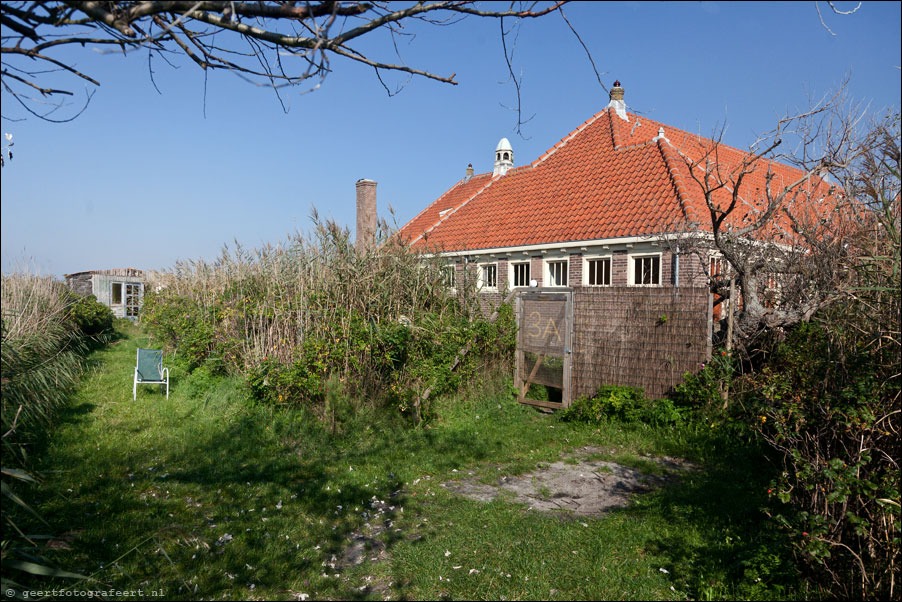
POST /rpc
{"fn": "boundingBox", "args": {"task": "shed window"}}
[125,283,141,317]
[111,282,122,305]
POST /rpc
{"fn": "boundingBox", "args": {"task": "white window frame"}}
[441,265,456,289]
[111,281,143,318]
[583,255,613,287]
[709,255,728,282]
[478,262,498,291]
[124,282,142,317]
[628,253,662,287]
[545,259,569,287]
[509,261,531,288]
[111,281,123,305]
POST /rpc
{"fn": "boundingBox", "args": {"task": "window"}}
[547,260,568,286]
[480,263,498,289]
[710,256,727,320]
[112,281,142,318]
[511,262,530,287]
[586,258,611,286]
[442,265,456,288]
[632,255,661,286]
[710,256,727,281]
[125,283,142,318]
[763,272,780,308]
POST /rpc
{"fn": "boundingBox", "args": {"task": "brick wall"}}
[570,286,711,399]
[530,256,543,286]
[478,290,506,316]
[497,258,509,290]
[611,251,628,285]
[660,249,672,286]
[568,253,583,286]
[678,252,709,287]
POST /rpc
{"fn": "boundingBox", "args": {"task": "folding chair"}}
[134,348,169,400]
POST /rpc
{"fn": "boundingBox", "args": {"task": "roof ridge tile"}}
[657,138,701,227]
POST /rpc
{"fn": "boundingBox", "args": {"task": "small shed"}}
[64,268,145,319]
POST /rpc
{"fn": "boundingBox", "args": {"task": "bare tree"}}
[662,90,882,349]
[0,1,595,125]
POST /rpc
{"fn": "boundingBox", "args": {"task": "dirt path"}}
[443,446,695,517]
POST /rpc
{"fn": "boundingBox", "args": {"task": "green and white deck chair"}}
[134,348,169,400]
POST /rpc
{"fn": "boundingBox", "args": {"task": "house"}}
[397,82,823,321]
[392,82,837,403]
[64,268,144,319]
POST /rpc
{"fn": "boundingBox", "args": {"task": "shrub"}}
[68,293,114,336]
[672,349,734,412]
[744,321,899,598]
[561,385,683,426]
[142,292,216,371]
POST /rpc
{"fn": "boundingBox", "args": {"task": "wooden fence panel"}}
[570,287,711,400]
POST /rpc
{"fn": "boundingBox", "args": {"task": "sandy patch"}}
[442,446,694,517]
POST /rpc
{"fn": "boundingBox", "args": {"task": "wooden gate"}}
[515,289,572,409]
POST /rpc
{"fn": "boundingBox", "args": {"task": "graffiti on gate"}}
[519,298,568,355]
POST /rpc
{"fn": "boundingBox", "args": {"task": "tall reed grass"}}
[143,217,514,419]
[1,272,87,465]
[2,269,115,589]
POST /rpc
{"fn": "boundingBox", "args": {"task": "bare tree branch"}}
[1,1,594,128]
[659,87,879,349]
[816,0,862,36]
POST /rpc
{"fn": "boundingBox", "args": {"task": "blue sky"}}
[2,1,899,277]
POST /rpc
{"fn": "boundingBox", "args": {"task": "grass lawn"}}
[20,323,799,600]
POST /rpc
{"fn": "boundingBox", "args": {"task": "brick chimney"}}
[355,179,377,252]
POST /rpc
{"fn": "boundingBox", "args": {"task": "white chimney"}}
[493,138,513,177]
[607,80,628,121]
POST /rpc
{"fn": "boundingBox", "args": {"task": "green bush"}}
[561,385,683,426]
[744,321,899,598]
[672,349,734,411]
[142,292,216,371]
[68,293,114,336]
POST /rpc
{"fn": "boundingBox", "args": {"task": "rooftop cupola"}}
[607,80,628,121]
[493,138,514,177]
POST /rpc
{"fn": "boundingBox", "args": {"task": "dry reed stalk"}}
[144,219,479,381]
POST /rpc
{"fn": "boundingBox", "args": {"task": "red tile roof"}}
[398,107,831,252]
